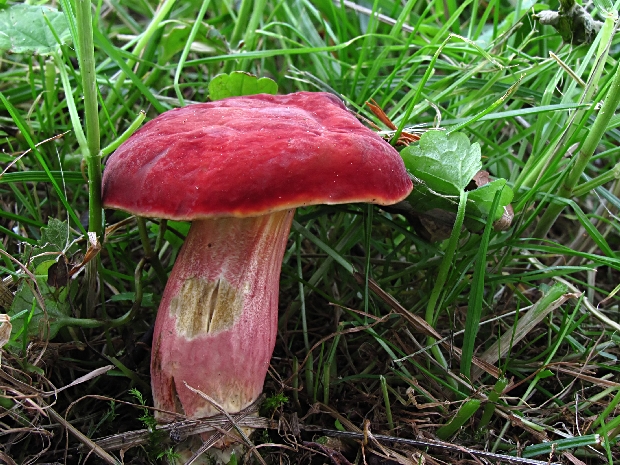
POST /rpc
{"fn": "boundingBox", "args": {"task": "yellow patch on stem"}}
[170,277,244,338]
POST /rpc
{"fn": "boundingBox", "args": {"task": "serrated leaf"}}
[26,218,76,268]
[404,176,514,236]
[0,4,72,55]
[208,72,278,101]
[467,179,514,221]
[40,218,70,251]
[401,130,482,194]
[9,260,71,343]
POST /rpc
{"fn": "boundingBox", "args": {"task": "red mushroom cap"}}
[102,92,412,219]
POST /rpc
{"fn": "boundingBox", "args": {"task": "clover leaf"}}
[208,72,278,101]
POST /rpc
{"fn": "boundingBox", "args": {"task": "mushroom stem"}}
[151,209,295,422]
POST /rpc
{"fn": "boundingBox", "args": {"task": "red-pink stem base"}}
[151,210,294,421]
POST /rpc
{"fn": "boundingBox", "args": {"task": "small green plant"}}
[255,428,271,445]
[261,392,288,415]
[129,387,157,431]
[129,388,178,462]
[156,447,181,464]
[87,401,118,438]
[227,451,238,465]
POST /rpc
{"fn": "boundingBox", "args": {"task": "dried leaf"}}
[0,281,13,309]
[0,313,11,363]
[47,255,70,288]
[366,99,397,130]
[365,100,420,145]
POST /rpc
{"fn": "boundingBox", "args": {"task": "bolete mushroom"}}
[102,92,412,436]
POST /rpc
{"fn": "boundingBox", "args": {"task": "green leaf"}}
[404,178,513,233]
[461,189,502,379]
[7,220,101,346]
[227,451,238,465]
[160,22,228,63]
[401,130,482,195]
[262,393,289,412]
[109,292,155,307]
[401,131,513,233]
[436,398,481,440]
[208,71,278,101]
[0,4,72,55]
[538,369,554,379]
[26,218,76,268]
[9,260,72,343]
[406,182,457,212]
[520,434,602,458]
[334,419,345,431]
[150,221,190,250]
[40,218,71,252]
[467,179,514,221]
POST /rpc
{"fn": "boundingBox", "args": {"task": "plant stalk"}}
[75,0,102,239]
[533,57,620,238]
[239,0,268,72]
[223,0,254,74]
[425,190,467,383]
[75,0,103,316]
[572,162,620,197]
[136,217,168,285]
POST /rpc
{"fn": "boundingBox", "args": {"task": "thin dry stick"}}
[311,402,556,465]
[358,273,502,379]
[0,131,69,179]
[0,366,122,464]
[87,407,563,465]
[85,401,270,452]
[0,452,17,465]
[314,403,411,464]
[48,407,121,465]
[470,291,577,381]
[315,428,561,465]
[183,382,267,465]
[525,252,620,332]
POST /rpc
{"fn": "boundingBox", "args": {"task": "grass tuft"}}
[1,0,619,463]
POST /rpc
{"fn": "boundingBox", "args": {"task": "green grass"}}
[1,0,620,464]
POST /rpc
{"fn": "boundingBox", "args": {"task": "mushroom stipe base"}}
[151,210,294,422]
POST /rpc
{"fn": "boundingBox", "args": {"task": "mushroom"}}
[102,92,412,434]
